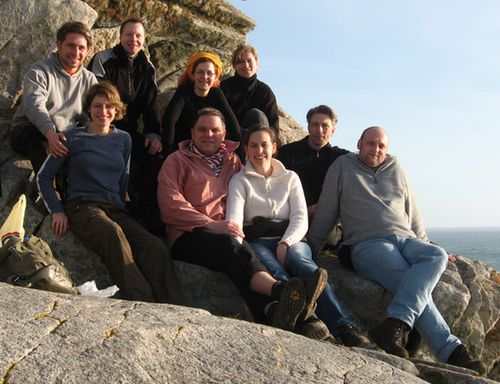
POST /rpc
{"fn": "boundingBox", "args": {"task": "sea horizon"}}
[427,227,500,271]
[428,226,500,231]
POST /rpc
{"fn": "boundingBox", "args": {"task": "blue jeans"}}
[351,236,461,361]
[250,238,354,336]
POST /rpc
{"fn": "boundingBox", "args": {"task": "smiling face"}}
[193,60,217,96]
[357,127,389,168]
[307,113,336,150]
[56,32,89,72]
[120,22,145,57]
[245,129,277,176]
[234,50,259,78]
[89,94,117,130]
[191,114,226,156]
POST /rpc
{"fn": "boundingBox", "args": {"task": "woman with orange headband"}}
[161,52,241,155]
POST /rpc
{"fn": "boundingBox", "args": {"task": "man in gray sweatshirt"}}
[11,21,97,174]
[308,126,485,375]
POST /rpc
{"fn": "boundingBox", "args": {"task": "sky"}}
[227,0,500,229]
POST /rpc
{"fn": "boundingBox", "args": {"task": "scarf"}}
[189,141,226,176]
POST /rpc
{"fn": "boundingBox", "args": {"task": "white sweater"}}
[226,158,308,246]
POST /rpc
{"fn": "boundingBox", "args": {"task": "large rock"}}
[83,0,255,91]
[0,0,304,141]
[0,283,468,384]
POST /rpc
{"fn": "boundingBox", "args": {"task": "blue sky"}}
[227,0,500,228]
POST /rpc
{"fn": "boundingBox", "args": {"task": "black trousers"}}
[115,122,165,233]
[172,229,271,323]
[11,123,48,174]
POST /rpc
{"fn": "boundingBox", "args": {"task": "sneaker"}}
[269,277,306,331]
[297,317,331,341]
[337,324,371,348]
[301,268,328,321]
[446,344,486,376]
[369,318,410,358]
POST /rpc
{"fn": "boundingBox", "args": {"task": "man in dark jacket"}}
[89,18,161,156]
[278,105,349,219]
[89,18,163,231]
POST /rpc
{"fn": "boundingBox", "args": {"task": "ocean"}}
[427,227,500,271]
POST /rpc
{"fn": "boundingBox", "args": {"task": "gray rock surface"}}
[0,282,430,384]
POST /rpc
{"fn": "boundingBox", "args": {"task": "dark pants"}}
[172,229,271,322]
[65,197,183,304]
[11,123,48,174]
[116,122,164,234]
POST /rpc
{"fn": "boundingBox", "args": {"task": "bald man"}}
[308,127,485,375]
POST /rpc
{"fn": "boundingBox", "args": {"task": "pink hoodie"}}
[157,139,242,246]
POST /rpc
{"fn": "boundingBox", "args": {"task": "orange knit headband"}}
[186,52,223,86]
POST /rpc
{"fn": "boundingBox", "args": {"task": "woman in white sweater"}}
[226,125,370,346]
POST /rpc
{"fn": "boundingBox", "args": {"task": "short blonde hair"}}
[231,44,258,67]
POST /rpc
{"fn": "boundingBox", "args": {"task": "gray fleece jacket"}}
[13,52,97,135]
[308,153,428,256]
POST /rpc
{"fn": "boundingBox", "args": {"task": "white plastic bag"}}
[77,280,119,298]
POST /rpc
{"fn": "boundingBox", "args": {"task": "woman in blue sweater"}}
[37,81,183,304]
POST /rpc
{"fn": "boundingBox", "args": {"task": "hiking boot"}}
[301,268,328,321]
[406,328,422,357]
[297,317,331,341]
[369,318,410,358]
[269,277,306,331]
[446,344,486,376]
[337,324,371,348]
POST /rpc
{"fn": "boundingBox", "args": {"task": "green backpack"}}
[0,235,77,294]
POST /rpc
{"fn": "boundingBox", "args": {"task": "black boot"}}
[268,277,306,331]
[446,344,487,376]
[301,268,328,322]
[296,316,331,341]
[337,324,372,348]
[369,318,410,358]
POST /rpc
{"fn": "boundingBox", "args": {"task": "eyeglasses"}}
[194,70,216,78]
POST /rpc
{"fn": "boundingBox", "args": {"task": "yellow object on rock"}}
[0,194,26,242]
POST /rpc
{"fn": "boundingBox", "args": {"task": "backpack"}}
[0,235,77,294]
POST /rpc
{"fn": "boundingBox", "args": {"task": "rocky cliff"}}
[0,1,499,383]
[0,0,305,143]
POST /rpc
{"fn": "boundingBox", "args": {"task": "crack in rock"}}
[171,312,204,346]
[275,341,285,370]
[2,301,83,382]
[0,35,14,57]
[2,363,15,384]
[342,356,368,383]
[34,300,59,320]
[102,302,138,341]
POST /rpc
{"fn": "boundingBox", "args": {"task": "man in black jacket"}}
[88,18,163,231]
[278,105,349,219]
